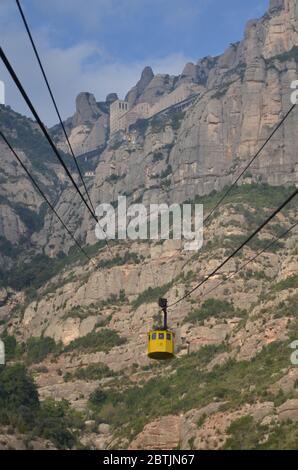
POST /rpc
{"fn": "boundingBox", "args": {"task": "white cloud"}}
[0,2,193,126]
[0,0,270,128]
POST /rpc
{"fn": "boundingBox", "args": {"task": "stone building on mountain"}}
[109,82,201,134]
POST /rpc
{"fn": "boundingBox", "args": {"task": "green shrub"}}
[0,106,62,176]
[160,164,172,179]
[62,305,88,320]
[171,111,185,130]
[13,203,47,233]
[89,389,108,407]
[267,46,298,64]
[65,329,126,353]
[224,415,298,450]
[98,252,143,269]
[0,236,21,259]
[131,282,173,310]
[2,334,17,360]
[224,415,260,449]
[1,332,25,361]
[91,291,128,310]
[106,173,123,183]
[184,298,245,324]
[26,336,60,364]
[87,341,291,440]
[151,115,166,133]
[36,398,83,449]
[0,363,39,411]
[0,363,83,448]
[224,233,284,253]
[273,293,298,322]
[272,275,298,292]
[0,240,106,292]
[192,184,295,223]
[64,363,114,382]
[130,118,149,136]
[152,152,164,163]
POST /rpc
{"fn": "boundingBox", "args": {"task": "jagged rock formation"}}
[51,0,298,252]
[0,0,297,253]
[105,93,118,105]
[129,415,181,450]
[73,92,101,126]
[51,91,110,155]
[125,66,155,105]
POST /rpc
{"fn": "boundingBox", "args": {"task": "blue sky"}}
[0,0,269,125]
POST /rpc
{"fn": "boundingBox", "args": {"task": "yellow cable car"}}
[148,329,175,360]
[147,298,175,360]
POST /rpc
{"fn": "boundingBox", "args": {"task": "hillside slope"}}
[0,185,297,449]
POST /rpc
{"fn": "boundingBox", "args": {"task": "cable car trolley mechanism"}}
[147,298,175,360]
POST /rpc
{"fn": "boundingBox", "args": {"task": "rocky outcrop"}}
[106,93,118,104]
[270,0,285,11]
[129,415,181,450]
[129,402,277,450]
[52,91,109,155]
[277,399,298,422]
[269,368,298,394]
[73,92,101,126]
[126,66,155,105]
[180,62,199,84]
[0,427,56,450]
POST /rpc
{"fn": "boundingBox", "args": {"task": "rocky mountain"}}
[0,0,297,254]
[0,0,297,450]
[0,184,297,449]
[0,106,69,264]
[47,0,298,253]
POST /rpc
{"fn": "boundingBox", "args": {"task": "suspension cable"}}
[0,47,112,253]
[200,221,298,302]
[0,129,95,265]
[15,0,96,215]
[169,188,298,307]
[203,103,296,224]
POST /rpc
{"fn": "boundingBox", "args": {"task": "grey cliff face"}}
[73,92,101,126]
[105,93,118,104]
[269,0,285,12]
[125,66,154,105]
[180,62,199,83]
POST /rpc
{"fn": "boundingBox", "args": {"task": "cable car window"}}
[158,333,164,340]
[152,333,157,340]
[166,333,171,340]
